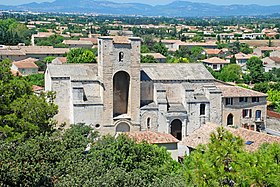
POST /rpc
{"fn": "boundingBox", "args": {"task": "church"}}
[45,36,267,140]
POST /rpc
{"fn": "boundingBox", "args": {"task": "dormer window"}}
[119,52,124,62]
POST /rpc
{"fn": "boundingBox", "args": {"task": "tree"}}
[246,57,265,83]
[267,89,280,113]
[0,59,57,141]
[230,55,236,64]
[152,41,168,56]
[141,55,158,63]
[218,64,242,82]
[24,73,45,87]
[183,127,280,187]
[67,48,96,63]
[140,44,150,53]
[183,127,245,186]
[0,124,184,186]
[240,43,253,54]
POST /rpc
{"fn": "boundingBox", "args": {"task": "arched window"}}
[147,118,151,130]
[227,114,234,126]
[200,104,206,116]
[119,52,124,62]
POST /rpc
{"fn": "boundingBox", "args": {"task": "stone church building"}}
[45,36,267,140]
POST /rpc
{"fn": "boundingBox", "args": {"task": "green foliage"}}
[267,89,280,112]
[67,48,96,63]
[240,43,253,54]
[0,125,184,186]
[0,60,57,141]
[24,73,45,87]
[152,41,168,56]
[0,19,32,45]
[218,64,242,82]
[140,44,150,53]
[230,55,236,64]
[183,127,280,186]
[141,55,158,63]
[36,34,65,47]
[44,56,56,63]
[191,35,204,42]
[246,56,265,84]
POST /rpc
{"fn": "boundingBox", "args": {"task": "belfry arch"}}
[171,119,182,140]
[113,71,130,117]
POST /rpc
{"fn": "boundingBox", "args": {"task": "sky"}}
[1,0,280,6]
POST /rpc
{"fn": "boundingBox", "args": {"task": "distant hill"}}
[1,0,280,17]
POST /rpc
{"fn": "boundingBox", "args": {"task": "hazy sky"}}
[1,0,280,6]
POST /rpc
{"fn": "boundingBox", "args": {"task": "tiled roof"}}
[80,38,98,44]
[181,123,280,152]
[141,53,166,59]
[216,84,267,97]
[226,52,253,60]
[20,46,69,55]
[202,57,229,64]
[269,57,280,63]
[204,49,222,55]
[141,63,214,81]
[13,58,38,69]
[125,131,179,144]
[112,36,131,44]
[63,40,93,45]
[0,49,26,56]
[32,85,44,92]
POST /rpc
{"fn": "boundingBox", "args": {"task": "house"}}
[253,47,280,57]
[11,58,39,75]
[79,38,98,48]
[161,40,183,51]
[125,131,179,160]
[262,56,280,72]
[217,33,235,40]
[51,57,67,65]
[108,30,133,37]
[0,49,26,61]
[226,52,253,65]
[141,53,167,63]
[180,41,218,49]
[202,57,229,71]
[216,82,267,131]
[63,40,94,48]
[20,46,69,60]
[242,33,264,40]
[181,122,280,154]
[203,49,223,57]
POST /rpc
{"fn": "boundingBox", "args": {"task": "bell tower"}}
[97,36,141,133]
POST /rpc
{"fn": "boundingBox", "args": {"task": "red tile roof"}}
[181,123,280,152]
[13,58,38,69]
[125,131,179,144]
[32,85,44,92]
[216,85,267,97]
[202,57,229,64]
[269,57,280,63]
[204,49,222,55]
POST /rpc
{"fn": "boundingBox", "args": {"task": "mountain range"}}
[1,0,280,17]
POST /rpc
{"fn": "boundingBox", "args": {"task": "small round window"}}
[95,124,101,129]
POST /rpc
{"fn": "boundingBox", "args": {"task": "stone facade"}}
[45,36,268,140]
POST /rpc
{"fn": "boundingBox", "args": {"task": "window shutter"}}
[249,109,252,118]
[242,110,245,118]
